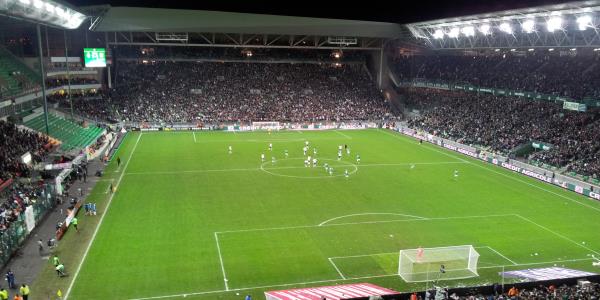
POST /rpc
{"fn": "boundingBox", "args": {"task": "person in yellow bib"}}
[19,284,29,300]
[71,217,78,232]
[0,288,8,300]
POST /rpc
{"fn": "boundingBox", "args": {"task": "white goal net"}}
[252,121,280,131]
[398,245,480,282]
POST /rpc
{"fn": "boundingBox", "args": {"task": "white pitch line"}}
[334,130,353,139]
[328,258,346,279]
[380,129,600,214]
[124,161,466,176]
[515,214,600,256]
[65,133,143,300]
[318,213,426,226]
[215,214,514,235]
[192,131,197,143]
[126,256,595,300]
[485,246,518,265]
[214,232,229,290]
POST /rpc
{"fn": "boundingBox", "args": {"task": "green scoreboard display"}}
[83,48,107,67]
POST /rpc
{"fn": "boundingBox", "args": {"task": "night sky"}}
[65,0,575,24]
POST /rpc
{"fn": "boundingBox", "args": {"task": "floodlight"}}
[33,0,43,9]
[548,48,555,52]
[510,48,516,52]
[432,29,444,39]
[522,19,535,33]
[448,27,460,38]
[547,16,563,32]
[528,48,534,52]
[577,15,592,31]
[494,48,500,52]
[18,0,31,5]
[461,26,475,37]
[570,48,577,51]
[499,22,513,34]
[479,24,491,35]
[45,3,54,13]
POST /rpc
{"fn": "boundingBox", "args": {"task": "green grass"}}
[34,129,600,300]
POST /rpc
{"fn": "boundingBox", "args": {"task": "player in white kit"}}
[228,145,232,154]
[269,143,273,151]
[261,153,265,162]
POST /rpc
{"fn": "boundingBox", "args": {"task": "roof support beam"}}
[108,41,381,50]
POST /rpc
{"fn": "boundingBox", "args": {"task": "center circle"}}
[260,157,358,179]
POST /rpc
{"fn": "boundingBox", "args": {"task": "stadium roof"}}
[90,6,404,38]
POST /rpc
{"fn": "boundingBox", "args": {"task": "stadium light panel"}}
[577,15,592,31]
[510,48,516,52]
[432,29,444,39]
[479,24,491,35]
[45,2,54,13]
[522,19,535,33]
[528,48,534,52]
[33,0,43,9]
[18,0,30,5]
[548,48,554,51]
[499,22,513,34]
[570,48,577,51]
[547,16,563,32]
[461,26,475,37]
[494,48,500,52]
[448,27,460,38]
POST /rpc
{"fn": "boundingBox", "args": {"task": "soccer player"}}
[344,169,349,178]
[324,163,329,172]
[269,143,273,151]
[313,148,317,155]
[313,158,317,167]
[329,167,334,176]
[416,246,424,262]
[307,156,312,166]
[284,149,289,158]
[356,154,361,163]
[346,147,350,155]
[453,170,459,179]
[410,164,415,170]
[303,146,307,156]
[304,159,309,167]
[228,145,232,154]
[271,157,276,164]
[305,140,309,147]
[261,153,265,162]
[337,150,342,160]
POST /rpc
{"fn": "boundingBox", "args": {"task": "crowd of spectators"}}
[419,282,600,300]
[0,120,50,182]
[46,77,99,88]
[403,88,600,178]
[0,180,49,232]
[74,61,391,123]
[392,53,600,100]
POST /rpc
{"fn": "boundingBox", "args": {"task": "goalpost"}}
[252,121,281,131]
[398,245,480,282]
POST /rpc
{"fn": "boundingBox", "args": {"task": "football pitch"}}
[51,129,600,299]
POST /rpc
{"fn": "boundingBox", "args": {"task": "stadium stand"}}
[76,61,392,123]
[0,120,49,181]
[391,53,600,100]
[23,114,104,151]
[0,46,38,99]
[402,88,600,179]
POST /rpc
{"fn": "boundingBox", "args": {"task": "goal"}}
[252,121,280,131]
[398,245,480,282]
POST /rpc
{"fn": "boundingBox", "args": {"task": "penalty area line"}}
[126,256,596,300]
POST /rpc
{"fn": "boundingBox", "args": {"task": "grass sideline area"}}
[33,129,600,300]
